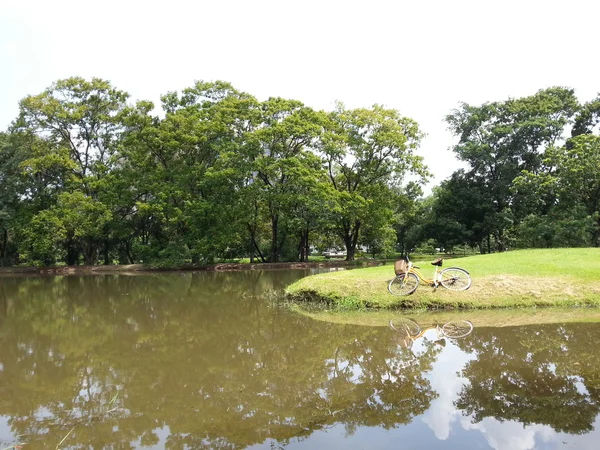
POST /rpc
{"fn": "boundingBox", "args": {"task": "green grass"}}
[285,248,600,310]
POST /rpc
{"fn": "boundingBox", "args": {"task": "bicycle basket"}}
[394,258,409,275]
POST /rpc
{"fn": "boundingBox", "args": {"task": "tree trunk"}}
[495,229,507,252]
[247,223,265,263]
[103,239,110,265]
[0,228,6,266]
[127,249,135,264]
[270,214,280,263]
[84,239,97,266]
[252,237,266,262]
[66,238,78,265]
[298,227,310,262]
[304,228,310,262]
[343,219,361,261]
[345,238,356,260]
[298,233,305,262]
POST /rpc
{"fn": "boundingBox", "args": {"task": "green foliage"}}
[321,103,429,260]
[515,209,595,248]
[514,133,600,246]
[20,191,112,265]
[442,87,600,252]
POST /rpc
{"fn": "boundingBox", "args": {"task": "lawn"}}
[285,248,600,310]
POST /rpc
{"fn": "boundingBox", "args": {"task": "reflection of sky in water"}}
[257,416,600,450]
[421,332,475,440]
[249,328,600,450]
[0,416,15,447]
[418,334,600,450]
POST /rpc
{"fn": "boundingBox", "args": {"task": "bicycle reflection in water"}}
[389,317,474,353]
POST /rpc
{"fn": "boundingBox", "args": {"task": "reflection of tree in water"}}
[454,323,600,434]
[0,272,439,449]
[328,336,441,436]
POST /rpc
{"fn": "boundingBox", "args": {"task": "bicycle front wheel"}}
[389,317,421,336]
[441,320,473,338]
[388,273,419,296]
[439,268,471,291]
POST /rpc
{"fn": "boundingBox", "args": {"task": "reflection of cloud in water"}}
[459,416,600,450]
[421,335,600,450]
[421,336,474,440]
[461,418,554,450]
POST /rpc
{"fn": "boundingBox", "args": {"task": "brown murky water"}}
[1,270,600,449]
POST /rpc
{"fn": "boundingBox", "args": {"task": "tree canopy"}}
[1,79,600,267]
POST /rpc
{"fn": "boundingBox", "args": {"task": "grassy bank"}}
[285,248,600,310]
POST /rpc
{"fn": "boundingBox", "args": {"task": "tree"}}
[244,98,327,262]
[16,77,129,189]
[446,87,579,251]
[14,77,130,264]
[515,134,600,246]
[571,95,600,137]
[0,132,19,265]
[423,171,493,253]
[121,81,260,265]
[321,103,428,260]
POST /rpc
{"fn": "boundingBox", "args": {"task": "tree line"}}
[0,78,598,266]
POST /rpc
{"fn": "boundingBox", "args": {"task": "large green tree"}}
[244,98,327,262]
[445,87,580,251]
[121,81,260,265]
[321,104,428,260]
[1,77,435,267]
[514,134,600,246]
[14,77,130,265]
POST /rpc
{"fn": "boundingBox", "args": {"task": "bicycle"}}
[388,256,471,295]
[389,317,473,349]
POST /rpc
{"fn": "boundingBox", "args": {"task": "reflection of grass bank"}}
[290,306,600,328]
[285,248,600,310]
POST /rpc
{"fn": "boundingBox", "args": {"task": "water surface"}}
[1,270,599,449]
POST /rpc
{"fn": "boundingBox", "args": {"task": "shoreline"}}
[0,259,384,276]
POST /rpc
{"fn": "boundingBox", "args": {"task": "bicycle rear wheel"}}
[441,320,473,338]
[388,273,419,296]
[389,317,421,336]
[439,268,471,291]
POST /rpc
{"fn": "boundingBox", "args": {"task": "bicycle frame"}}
[390,318,474,344]
[405,261,442,287]
[392,322,446,353]
[389,256,471,296]
[405,324,443,341]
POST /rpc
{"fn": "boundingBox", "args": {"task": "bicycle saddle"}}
[431,258,443,266]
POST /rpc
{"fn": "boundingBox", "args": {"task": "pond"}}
[1,270,599,449]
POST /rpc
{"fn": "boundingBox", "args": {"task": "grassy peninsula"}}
[285,248,600,310]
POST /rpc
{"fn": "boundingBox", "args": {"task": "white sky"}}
[1,0,599,191]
